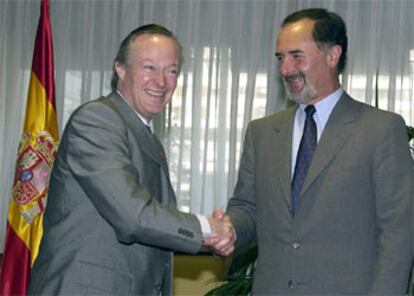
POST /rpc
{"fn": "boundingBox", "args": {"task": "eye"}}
[166,67,179,76]
[143,64,155,71]
[275,54,283,61]
[140,61,156,72]
[292,52,304,60]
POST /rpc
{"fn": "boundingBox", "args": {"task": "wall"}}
[173,254,225,295]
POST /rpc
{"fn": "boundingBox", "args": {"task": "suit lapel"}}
[300,93,359,198]
[108,93,169,172]
[108,93,175,206]
[271,106,297,208]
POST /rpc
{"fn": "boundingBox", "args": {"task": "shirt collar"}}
[298,87,343,131]
[116,90,153,132]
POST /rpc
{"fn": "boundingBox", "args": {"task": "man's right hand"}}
[203,208,237,257]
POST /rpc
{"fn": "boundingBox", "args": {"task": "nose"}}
[279,56,294,77]
[155,70,166,87]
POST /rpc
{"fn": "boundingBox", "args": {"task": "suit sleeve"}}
[226,123,257,248]
[369,114,414,294]
[61,101,203,254]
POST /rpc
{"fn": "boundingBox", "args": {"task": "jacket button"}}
[292,242,300,249]
[288,280,293,288]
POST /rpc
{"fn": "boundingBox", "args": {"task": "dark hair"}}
[111,23,183,91]
[282,8,348,73]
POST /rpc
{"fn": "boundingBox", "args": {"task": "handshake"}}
[203,209,237,257]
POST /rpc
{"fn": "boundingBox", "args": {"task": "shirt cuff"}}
[196,214,211,235]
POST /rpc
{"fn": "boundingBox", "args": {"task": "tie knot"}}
[305,105,316,117]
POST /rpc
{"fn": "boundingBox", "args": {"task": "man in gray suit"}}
[214,8,413,295]
[27,24,235,295]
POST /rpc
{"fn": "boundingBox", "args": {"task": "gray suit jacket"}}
[227,93,413,295]
[28,93,203,295]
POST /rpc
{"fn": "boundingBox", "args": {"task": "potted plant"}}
[407,126,414,155]
[205,242,257,296]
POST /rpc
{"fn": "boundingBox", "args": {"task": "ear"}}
[326,45,342,69]
[114,61,126,80]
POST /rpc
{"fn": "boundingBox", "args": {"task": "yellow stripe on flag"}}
[7,196,45,267]
[8,71,59,266]
[24,72,59,140]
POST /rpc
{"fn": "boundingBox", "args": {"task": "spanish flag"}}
[0,0,59,294]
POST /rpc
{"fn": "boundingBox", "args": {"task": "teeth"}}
[146,89,164,97]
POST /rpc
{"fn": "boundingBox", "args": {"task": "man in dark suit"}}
[214,8,413,295]
[27,24,235,295]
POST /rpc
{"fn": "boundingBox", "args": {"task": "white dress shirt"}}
[291,88,343,179]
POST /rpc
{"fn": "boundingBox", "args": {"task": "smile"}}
[145,89,165,99]
[285,73,304,83]
[284,73,305,91]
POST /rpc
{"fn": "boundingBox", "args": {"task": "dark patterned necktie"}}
[145,124,152,134]
[291,105,317,214]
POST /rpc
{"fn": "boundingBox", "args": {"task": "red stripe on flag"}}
[31,0,55,108]
[0,224,31,295]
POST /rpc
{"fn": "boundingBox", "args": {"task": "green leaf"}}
[205,242,257,296]
[407,126,414,142]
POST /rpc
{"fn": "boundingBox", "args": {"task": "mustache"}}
[284,72,305,83]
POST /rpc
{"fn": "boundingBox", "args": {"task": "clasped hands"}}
[203,208,237,257]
